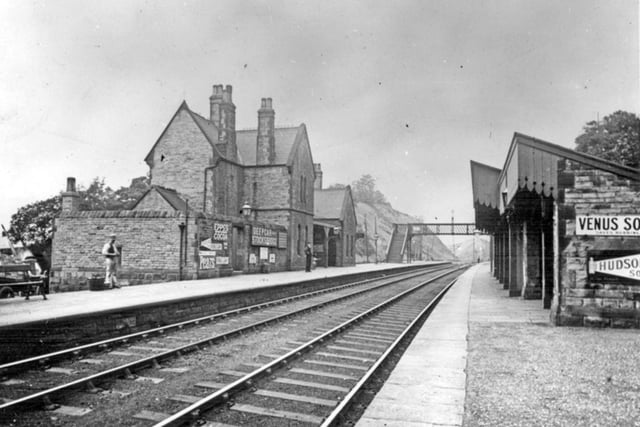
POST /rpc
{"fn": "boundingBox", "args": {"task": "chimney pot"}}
[66,177,76,192]
[222,85,233,103]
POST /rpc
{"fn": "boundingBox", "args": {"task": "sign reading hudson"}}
[576,215,640,236]
[589,254,640,281]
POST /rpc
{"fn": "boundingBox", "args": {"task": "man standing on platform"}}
[304,243,312,272]
[102,233,120,289]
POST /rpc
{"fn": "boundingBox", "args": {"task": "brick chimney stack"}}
[209,84,237,161]
[313,163,323,189]
[61,177,80,212]
[256,98,275,165]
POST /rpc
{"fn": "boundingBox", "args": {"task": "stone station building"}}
[471,132,640,327]
[312,171,358,268]
[51,84,356,291]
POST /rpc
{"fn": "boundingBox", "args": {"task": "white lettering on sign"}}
[216,256,229,265]
[577,215,640,236]
[199,251,216,270]
[252,226,278,247]
[588,254,640,281]
[213,223,230,241]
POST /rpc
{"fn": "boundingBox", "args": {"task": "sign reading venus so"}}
[576,215,640,236]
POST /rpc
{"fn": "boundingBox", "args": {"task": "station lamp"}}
[241,202,252,220]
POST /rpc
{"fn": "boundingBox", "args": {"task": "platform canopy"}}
[471,132,640,222]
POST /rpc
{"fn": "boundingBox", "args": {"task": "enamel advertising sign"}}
[588,254,640,281]
[576,215,640,236]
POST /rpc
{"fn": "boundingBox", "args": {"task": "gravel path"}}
[464,322,640,427]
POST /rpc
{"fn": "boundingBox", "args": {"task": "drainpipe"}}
[178,222,185,281]
[184,200,189,279]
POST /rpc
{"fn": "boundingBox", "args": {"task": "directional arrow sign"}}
[588,254,640,281]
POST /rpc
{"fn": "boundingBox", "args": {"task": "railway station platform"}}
[0,262,443,327]
[358,262,640,426]
[357,262,548,426]
[0,261,446,364]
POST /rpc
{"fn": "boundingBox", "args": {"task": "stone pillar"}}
[521,220,528,297]
[496,231,503,282]
[508,220,519,296]
[523,220,542,300]
[550,201,561,324]
[501,230,508,288]
[512,222,523,297]
[61,177,80,212]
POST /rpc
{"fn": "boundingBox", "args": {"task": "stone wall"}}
[51,211,200,291]
[134,189,171,210]
[149,108,214,212]
[246,167,292,215]
[206,160,244,217]
[555,160,640,327]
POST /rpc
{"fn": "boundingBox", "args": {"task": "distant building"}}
[51,85,317,291]
[312,168,357,267]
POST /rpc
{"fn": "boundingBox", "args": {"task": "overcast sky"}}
[1,0,638,230]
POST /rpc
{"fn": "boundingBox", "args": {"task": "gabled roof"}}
[145,101,310,168]
[314,186,355,220]
[500,133,639,208]
[144,101,222,166]
[236,126,304,166]
[470,132,640,215]
[131,186,190,212]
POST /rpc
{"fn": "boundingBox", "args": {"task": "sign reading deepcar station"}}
[251,226,278,247]
[576,215,640,236]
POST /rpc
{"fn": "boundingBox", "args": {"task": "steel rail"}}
[152,266,467,427]
[320,275,460,426]
[0,265,446,376]
[0,265,449,414]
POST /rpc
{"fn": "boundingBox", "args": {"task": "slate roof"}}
[190,109,220,148]
[131,186,190,212]
[314,188,349,220]
[154,186,189,211]
[145,101,304,167]
[236,127,302,165]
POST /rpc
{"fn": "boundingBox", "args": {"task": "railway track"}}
[150,266,466,427]
[0,264,453,425]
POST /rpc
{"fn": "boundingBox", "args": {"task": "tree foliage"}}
[351,174,388,204]
[575,110,640,168]
[7,176,150,259]
[326,183,346,190]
